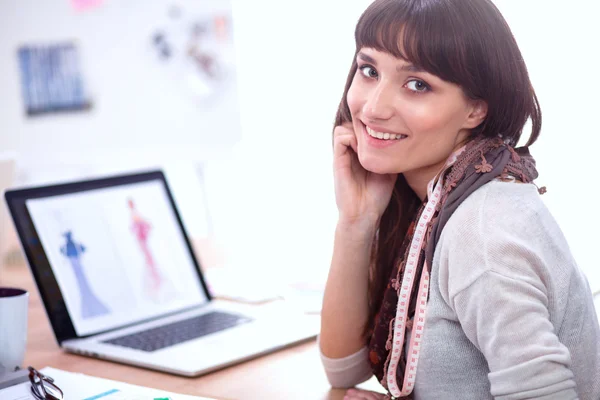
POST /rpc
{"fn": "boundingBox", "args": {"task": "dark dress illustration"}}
[60,231,110,319]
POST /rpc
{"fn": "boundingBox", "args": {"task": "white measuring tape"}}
[386,147,465,397]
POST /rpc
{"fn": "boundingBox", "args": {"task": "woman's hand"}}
[333,123,397,228]
[344,388,388,400]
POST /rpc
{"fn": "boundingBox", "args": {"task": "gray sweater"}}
[321,181,600,399]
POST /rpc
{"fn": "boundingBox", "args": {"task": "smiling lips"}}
[361,124,408,149]
[365,125,407,140]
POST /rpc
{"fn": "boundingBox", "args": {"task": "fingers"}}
[333,122,354,137]
[344,388,387,400]
[333,134,358,157]
[333,125,358,157]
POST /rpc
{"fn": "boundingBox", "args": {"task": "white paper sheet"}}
[0,367,215,400]
[0,381,32,400]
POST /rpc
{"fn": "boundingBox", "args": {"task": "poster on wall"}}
[17,42,92,117]
[149,2,236,107]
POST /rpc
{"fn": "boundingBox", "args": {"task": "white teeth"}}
[366,126,406,140]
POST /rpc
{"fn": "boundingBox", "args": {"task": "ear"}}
[463,100,488,129]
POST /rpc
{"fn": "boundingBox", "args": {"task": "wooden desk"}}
[0,262,380,400]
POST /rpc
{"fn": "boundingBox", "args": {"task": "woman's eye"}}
[359,65,378,79]
[405,79,430,93]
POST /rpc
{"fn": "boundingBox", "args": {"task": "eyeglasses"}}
[28,366,64,400]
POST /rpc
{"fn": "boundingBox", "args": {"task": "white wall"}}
[1,0,598,289]
[204,1,369,284]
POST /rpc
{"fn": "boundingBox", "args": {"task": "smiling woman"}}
[347,48,487,198]
[319,0,600,399]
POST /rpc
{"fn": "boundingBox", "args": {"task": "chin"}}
[358,153,400,175]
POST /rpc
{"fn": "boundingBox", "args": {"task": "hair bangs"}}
[354,0,467,86]
[354,0,410,61]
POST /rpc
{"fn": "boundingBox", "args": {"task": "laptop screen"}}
[6,171,210,339]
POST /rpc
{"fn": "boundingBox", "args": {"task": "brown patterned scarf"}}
[367,136,543,398]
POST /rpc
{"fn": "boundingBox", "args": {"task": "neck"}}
[403,162,445,202]
[407,134,472,201]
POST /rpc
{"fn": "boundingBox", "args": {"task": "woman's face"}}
[347,47,486,188]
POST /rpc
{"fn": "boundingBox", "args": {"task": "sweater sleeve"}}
[453,270,578,399]
[318,339,373,388]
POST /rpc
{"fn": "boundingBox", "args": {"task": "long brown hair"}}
[333,0,542,338]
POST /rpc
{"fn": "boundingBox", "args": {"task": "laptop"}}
[4,170,319,376]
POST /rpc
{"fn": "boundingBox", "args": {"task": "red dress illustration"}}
[128,198,175,302]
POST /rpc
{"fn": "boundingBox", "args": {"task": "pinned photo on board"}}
[17,42,92,117]
[70,0,104,12]
[149,2,236,106]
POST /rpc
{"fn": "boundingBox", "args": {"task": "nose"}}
[362,82,395,121]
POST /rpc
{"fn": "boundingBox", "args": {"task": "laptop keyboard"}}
[103,311,253,352]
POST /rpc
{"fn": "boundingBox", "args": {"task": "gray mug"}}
[0,288,28,375]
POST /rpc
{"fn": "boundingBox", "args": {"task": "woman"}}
[319,0,600,399]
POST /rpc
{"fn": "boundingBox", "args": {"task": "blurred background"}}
[0,0,598,301]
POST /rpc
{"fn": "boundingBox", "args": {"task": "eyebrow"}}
[397,64,426,73]
[357,52,377,65]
